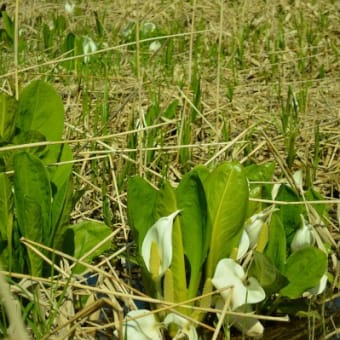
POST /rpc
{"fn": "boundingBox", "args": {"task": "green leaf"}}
[203,162,249,277]
[12,130,47,157]
[43,143,73,188]
[264,212,286,271]
[1,11,14,41]
[17,198,44,276]
[163,99,179,119]
[0,93,17,143]
[244,162,275,217]
[280,247,327,299]
[154,181,177,218]
[127,176,158,251]
[171,216,188,310]
[63,32,77,70]
[17,80,64,141]
[51,175,74,250]
[176,168,207,298]
[249,251,288,295]
[276,185,303,245]
[0,173,14,270]
[63,221,112,274]
[13,152,52,245]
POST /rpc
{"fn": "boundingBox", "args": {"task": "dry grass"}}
[0,0,339,339]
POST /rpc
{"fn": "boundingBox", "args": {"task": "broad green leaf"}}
[17,80,64,141]
[176,168,207,298]
[244,162,275,217]
[264,212,286,271]
[249,251,288,295]
[12,130,47,157]
[0,93,17,142]
[154,181,177,218]
[13,152,52,245]
[0,173,13,270]
[127,176,157,251]
[17,198,44,276]
[276,185,303,245]
[280,247,327,299]
[43,143,73,188]
[63,221,112,274]
[203,162,249,278]
[51,175,74,250]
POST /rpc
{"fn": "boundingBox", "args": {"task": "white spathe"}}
[65,1,75,14]
[212,259,266,337]
[291,216,315,252]
[237,230,250,259]
[83,36,97,63]
[163,313,198,340]
[245,213,265,248]
[306,273,328,296]
[141,210,181,277]
[212,258,265,310]
[149,40,162,52]
[121,309,162,340]
[231,313,264,338]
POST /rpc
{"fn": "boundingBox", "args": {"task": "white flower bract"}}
[291,216,315,252]
[121,310,162,340]
[65,1,75,15]
[82,36,97,63]
[141,210,181,277]
[212,258,265,310]
[149,40,162,52]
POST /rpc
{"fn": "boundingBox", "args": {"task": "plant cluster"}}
[127,161,331,338]
[0,80,111,276]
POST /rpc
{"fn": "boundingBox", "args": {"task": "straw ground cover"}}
[0,0,339,339]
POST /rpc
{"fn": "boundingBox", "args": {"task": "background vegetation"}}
[0,0,339,339]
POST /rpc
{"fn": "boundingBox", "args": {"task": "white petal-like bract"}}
[141,210,181,277]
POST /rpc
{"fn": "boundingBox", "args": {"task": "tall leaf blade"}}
[264,212,286,271]
[43,143,73,189]
[0,173,13,270]
[51,175,74,250]
[127,176,157,251]
[176,168,207,298]
[0,93,17,142]
[18,198,44,276]
[204,162,248,277]
[17,80,64,141]
[13,152,52,245]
